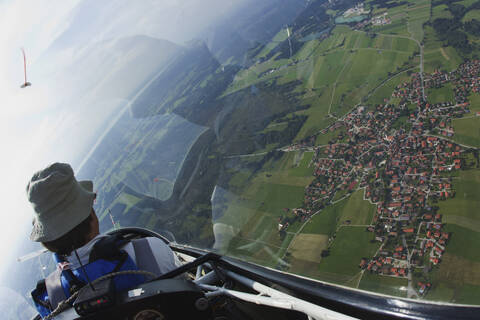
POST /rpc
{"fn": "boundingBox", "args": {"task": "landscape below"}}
[85,0,480,305]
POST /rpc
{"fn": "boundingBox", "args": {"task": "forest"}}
[431,1,480,54]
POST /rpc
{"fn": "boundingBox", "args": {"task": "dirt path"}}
[440,47,450,61]
[328,56,353,116]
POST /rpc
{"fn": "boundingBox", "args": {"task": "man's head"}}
[27,163,97,254]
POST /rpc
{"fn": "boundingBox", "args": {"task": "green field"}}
[370,19,410,36]
[359,272,408,298]
[290,152,315,177]
[426,83,455,104]
[262,122,288,133]
[293,190,378,286]
[229,170,253,191]
[426,249,480,303]
[367,0,430,40]
[257,28,289,58]
[366,71,413,105]
[220,187,301,266]
[219,149,320,260]
[243,182,306,215]
[315,126,346,145]
[295,92,335,139]
[424,47,463,73]
[332,188,349,202]
[452,117,480,147]
[406,1,430,42]
[437,170,480,226]
[424,24,444,51]
[433,4,453,19]
[423,184,480,304]
[425,280,456,303]
[442,224,480,262]
[316,227,380,285]
[308,50,350,88]
[330,48,414,115]
[423,24,463,73]
[338,189,375,225]
[457,0,478,7]
[456,284,480,305]
[257,152,316,187]
[287,232,329,277]
[301,200,346,236]
[275,154,314,179]
[225,57,291,94]
[392,36,418,52]
[463,9,480,22]
[468,93,480,112]
[301,189,374,235]
[226,227,295,269]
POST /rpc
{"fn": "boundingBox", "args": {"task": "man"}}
[28,162,180,317]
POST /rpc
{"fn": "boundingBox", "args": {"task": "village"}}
[283,60,480,296]
[342,2,369,18]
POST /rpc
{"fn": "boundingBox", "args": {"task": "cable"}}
[44,270,157,320]
[73,248,96,292]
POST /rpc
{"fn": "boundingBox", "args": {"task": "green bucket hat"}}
[27,163,96,242]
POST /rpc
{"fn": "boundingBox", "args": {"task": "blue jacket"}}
[31,234,175,318]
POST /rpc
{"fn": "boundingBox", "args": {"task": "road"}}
[402,235,419,299]
[424,134,478,150]
[224,145,322,159]
[224,151,269,159]
[365,66,417,102]
[406,18,425,100]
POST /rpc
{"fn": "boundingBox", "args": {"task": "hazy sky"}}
[0,0,247,283]
[0,0,83,278]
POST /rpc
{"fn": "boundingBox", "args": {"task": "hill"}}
[205,0,309,64]
[130,41,239,125]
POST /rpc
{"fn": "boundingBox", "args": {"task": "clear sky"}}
[0,0,246,282]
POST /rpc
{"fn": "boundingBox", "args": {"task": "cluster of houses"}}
[392,62,480,144]
[371,13,391,26]
[392,72,424,103]
[362,205,451,276]
[282,61,479,296]
[352,12,391,29]
[419,221,450,266]
[304,156,359,209]
[359,255,409,277]
[396,60,480,110]
[291,208,313,222]
[343,3,369,18]
[354,19,371,30]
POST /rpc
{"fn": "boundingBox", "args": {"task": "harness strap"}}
[45,268,67,311]
[64,268,86,295]
[132,238,161,276]
[112,251,129,273]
